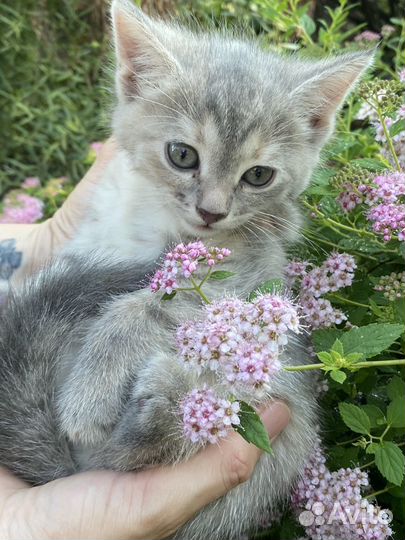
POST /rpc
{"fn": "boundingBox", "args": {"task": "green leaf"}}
[366,442,380,455]
[387,376,405,401]
[390,119,405,137]
[338,237,385,254]
[331,339,344,356]
[339,402,371,435]
[312,328,342,352]
[346,352,364,364]
[331,370,347,384]
[375,442,405,486]
[340,323,405,359]
[351,158,388,172]
[394,298,405,324]
[162,291,177,301]
[248,278,284,300]
[317,351,334,365]
[361,405,386,428]
[234,401,273,454]
[209,270,235,281]
[387,397,405,428]
[300,14,316,35]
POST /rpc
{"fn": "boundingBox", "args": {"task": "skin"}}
[0,144,292,539]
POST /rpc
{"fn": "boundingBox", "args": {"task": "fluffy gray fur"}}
[0,2,372,538]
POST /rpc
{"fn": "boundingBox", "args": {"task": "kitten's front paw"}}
[57,390,118,446]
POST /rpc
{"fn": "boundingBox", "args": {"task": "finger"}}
[125,401,290,539]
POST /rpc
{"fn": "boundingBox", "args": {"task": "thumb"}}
[127,401,291,539]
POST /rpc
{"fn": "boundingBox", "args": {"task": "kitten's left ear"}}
[111,0,177,101]
[292,51,375,144]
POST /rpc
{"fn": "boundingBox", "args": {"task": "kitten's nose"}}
[197,207,227,225]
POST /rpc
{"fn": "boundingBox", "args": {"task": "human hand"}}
[0,401,290,540]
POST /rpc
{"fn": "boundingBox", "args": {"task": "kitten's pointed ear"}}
[111,0,176,100]
[293,51,374,143]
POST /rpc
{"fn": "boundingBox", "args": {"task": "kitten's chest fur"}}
[70,150,289,296]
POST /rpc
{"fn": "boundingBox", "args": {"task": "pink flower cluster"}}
[291,437,392,540]
[21,177,41,189]
[151,242,231,294]
[337,172,405,242]
[176,294,301,387]
[181,386,240,444]
[0,192,44,224]
[286,253,356,329]
[354,31,380,42]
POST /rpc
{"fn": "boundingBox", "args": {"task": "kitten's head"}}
[111,0,372,241]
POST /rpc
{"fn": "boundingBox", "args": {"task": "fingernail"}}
[260,401,291,440]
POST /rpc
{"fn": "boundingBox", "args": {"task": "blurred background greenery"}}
[0,0,404,196]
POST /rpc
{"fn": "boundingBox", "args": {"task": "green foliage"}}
[0,0,110,195]
[234,401,273,454]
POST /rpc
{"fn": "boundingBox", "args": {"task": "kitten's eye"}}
[166,142,199,170]
[241,166,276,187]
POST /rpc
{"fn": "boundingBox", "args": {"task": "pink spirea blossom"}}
[21,177,41,189]
[367,203,405,241]
[338,183,363,213]
[291,437,392,540]
[150,242,231,294]
[286,253,356,329]
[0,193,44,224]
[400,68,405,84]
[176,294,300,387]
[181,386,240,444]
[354,31,380,42]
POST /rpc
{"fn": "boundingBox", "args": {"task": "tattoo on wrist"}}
[0,239,22,281]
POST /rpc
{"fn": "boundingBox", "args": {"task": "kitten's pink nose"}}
[197,207,227,225]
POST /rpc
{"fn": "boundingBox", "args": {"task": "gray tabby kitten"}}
[0,1,371,538]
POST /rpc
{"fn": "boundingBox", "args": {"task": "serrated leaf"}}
[346,352,364,364]
[248,278,284,300]
[338,237,383,254]
[331,370,347,384]
[209,270,235,281]
[387,397,405,428]
[162,291,177,301]
[312,328,342,352]
[387,376,405,401]
[234,401,273,454]
[339,402,371,435]
[352,158,388,172]
[331,339,344,355]
[340,323,405,359]
[375,442,405,486]
[361,405,386,428]
[366,442,380,455]
[317,351,334,365]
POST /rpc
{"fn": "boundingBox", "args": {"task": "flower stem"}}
[190,277,211,304]
[326,293,370,309]
[365,487,391,499]
[284,359,405,372]
[303,201,383,242]
[375,103,402,172]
